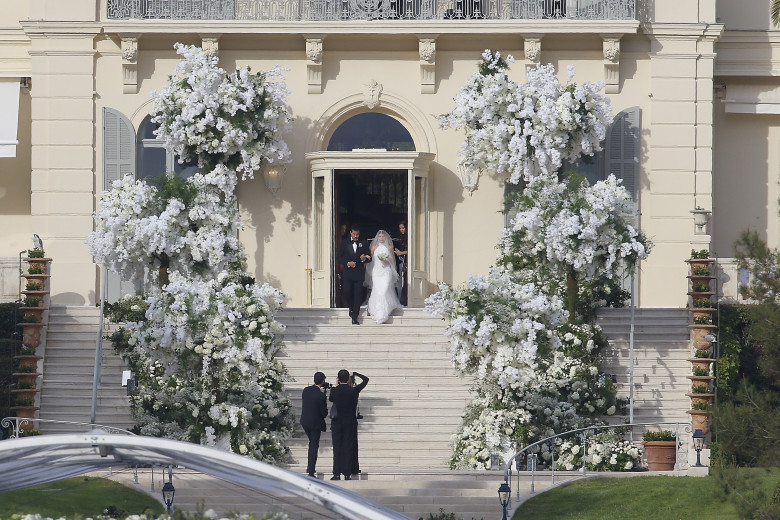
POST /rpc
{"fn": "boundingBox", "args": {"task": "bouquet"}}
[377,252,389,262]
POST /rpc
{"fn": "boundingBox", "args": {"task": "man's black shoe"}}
[330,475,341,480]
[344,475,351,480]
[352,318,359,325]
[307,472,315,477]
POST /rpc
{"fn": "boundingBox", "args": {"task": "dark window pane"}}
[139,146,167,179]
[327,113,415,151]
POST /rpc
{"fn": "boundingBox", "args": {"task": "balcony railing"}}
[106,0,636,21]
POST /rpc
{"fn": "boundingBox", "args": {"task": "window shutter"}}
[606,106,640,201]
[102,107,136,190]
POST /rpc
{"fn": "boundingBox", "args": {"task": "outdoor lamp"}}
[692,428,705,467]
[704,333,716,344]
[457,160,482,196]
[498,481,511,520]
[263,162,285,196]
[161,480,175,513]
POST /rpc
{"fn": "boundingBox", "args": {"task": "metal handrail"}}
[1,417,136,439]
[503,421,693,503]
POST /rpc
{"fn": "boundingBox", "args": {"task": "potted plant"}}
[641,431,677,471]
[688,349,715,373]
[687,403,712,434]
[24,248,51,270]
[687,383,714,407]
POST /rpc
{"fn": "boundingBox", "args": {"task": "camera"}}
[321,382,331,390]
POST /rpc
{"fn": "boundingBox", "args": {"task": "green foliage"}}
[514,475,741,520]
[25,281,42,291]
[691,384,710,394]
[26,248,44,258]
[691,249,711,259]
[27,264,45,274]
[693,298,713,308]
[0,302,22,338]
[104,296,148,324]
[734,230,780,303]
[692,266,711,276]
[692,282,711,293]
[150,172,201,211]
[15,379,35,389]
[694,315,712,324]
[692,401,710,411]
[13,396,34,406]
[418,509,478,520]
[15,364,35,373]
[713,381,780,466]
[694,348,711,358]
[642,430,675,442]
[0,476,164,517]
[22,297,40,308]
[21,314,39,323]
[712,466,780,520]
[17,429,41,436]
[693,367,710,377]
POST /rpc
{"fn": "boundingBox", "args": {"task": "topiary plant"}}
[642,430,676,442]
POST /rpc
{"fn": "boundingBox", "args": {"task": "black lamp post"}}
[498,481,511,520]
[692,428,705,467]
[162,473,175,513]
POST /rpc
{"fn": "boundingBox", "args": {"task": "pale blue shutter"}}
[606,106,640,201]
[103,107,136,190]
[102,108,138,302]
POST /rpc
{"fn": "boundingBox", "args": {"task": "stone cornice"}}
[102,19,639,36]
[715,31,780,77]
[0,28,31,44]
[20,21,103,38]
[641,22,724,40]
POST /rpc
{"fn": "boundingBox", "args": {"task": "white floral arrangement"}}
[377,252,389,262]
[552,432,642,471]
[151,43,291,179]
[427,52,646,471]
[440,50,612,184]
[92,44,295,462]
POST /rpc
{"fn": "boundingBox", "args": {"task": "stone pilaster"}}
[22,22,100,305]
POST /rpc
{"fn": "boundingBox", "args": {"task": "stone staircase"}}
[598,308,691,428]
[38,305,132,433]
[32,305,692,519]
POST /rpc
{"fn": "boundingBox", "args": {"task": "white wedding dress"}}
[367,242,402,324]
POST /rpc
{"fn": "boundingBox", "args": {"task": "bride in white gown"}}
[365,230,402,324]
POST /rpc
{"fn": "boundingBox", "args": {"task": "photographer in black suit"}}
[329,369,369,480]
[300,371,328,477]
[337,224,372,324]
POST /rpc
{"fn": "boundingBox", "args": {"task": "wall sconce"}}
[263,162,286,196]
[457,160,483,196]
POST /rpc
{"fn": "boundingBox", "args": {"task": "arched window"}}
[137,115,198,180]
[327,113,415,151]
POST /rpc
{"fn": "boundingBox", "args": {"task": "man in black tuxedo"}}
[336,224,372,325]
[300,371,328,477]
[329,369,369,480]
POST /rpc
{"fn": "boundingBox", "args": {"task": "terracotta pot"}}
[687,410,712,434]
[642,441,677,471]
[15,354,42,370]
[689,324,717,349]
[689,308,716,320]
[24,257,52,270]
[688,358,714,372]
[23,307,46,322]
[19,323,44,349]
[686,258,714,268]
[686,393,714,406]
[11,405,39,429]
[11,388,40,400]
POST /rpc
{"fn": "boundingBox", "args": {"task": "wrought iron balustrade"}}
[106,0,635,21]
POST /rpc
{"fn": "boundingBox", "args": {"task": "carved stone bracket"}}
[602,35,622,94]
[120,34,139,94]
[305,35,324,94]
[200,34,221,58]
[363,79,383,109]
[523,35,542,69]
[418,36,437,94]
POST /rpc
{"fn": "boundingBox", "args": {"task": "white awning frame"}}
[0,432,410,520]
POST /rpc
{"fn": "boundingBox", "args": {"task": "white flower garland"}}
[151,43,291,179]
[440,50,612,184]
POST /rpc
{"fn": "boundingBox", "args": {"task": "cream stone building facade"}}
[0,0,777,309]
